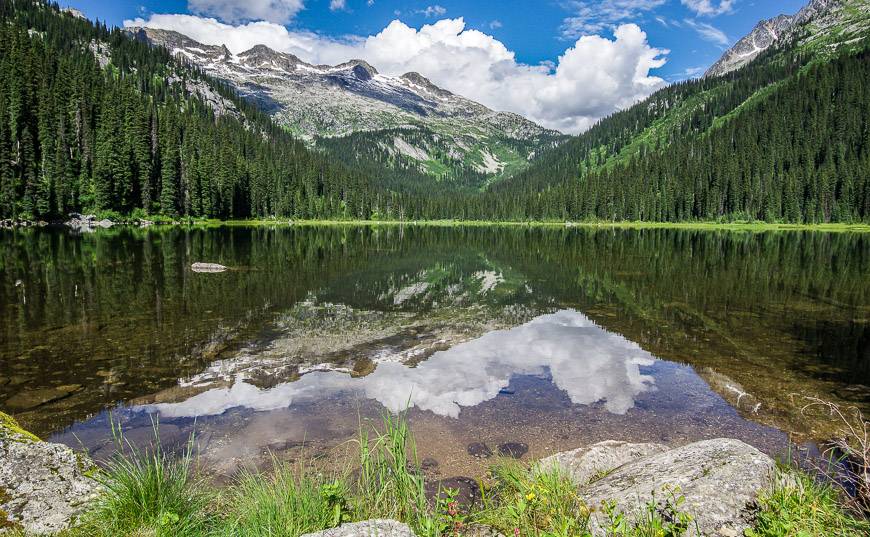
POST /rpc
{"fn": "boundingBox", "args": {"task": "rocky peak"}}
[400,72,454,99]
[334,59,378,81]
[705,0,865,77]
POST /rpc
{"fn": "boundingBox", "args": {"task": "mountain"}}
[128,27,566,185]
[479,0,870,223]
[707,0,870,76]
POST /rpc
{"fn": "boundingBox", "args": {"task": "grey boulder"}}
[300,520,415,537]
[0,428,99,534]
[579,438,775,536]
[538,440,668,487]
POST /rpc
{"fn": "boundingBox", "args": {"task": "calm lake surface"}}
[1,225,868,477]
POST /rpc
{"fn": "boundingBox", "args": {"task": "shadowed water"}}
[1,226,868,477]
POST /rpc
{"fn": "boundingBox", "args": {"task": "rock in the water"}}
[4,384,82,411]
[581,438,775,536]
[538,440,668,486]
[425,476,482,509]
[0,414,99,534]
[300,520,415,537]
[497,442,528,459]
[191,262,228,273]
[64,213,97,233]
[467,442,492,459]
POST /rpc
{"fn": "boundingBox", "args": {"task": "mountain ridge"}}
[707,0,870,76]
[128,26,567,184]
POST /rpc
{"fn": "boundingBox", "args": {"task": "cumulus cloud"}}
[125,15,667,133]
[188,0,304,24]
[419,5,447,18]
[144,310,658,419]
[329,0,346,11]
[560,0,666,38]
[684,19,729,46]
[681,0,735,17]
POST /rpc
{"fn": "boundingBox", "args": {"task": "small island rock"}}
[191,262,228,273]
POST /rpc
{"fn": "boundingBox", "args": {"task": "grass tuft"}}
[214,458,347,537]
[747,468,870,537]
[72,423,212,537]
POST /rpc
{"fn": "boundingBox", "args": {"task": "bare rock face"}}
[0,415,99,534]
[706,0,870,77]
[300,520,416,537]
[580,439,775,536]
[538,440,669,487]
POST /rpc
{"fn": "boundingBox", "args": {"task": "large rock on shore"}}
[545,438,775,536]
[301,520,415,537]
[538,440,669,486]
[0,413,99,534]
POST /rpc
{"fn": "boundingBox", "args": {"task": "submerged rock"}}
[191,262,228,273]
[0,412,99,534]
[4,384,82,411]
[497,442,528,459]
[425,476,482,509]
[300,520,415,537]
[577,438,775,536]
[466,442,492,459]
[538,440,668,486]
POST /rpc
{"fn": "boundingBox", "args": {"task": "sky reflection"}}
[142,310,657,419]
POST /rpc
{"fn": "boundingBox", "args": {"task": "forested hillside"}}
[474,41,870,223]
[476,0,870,223]
[0,0,402,221]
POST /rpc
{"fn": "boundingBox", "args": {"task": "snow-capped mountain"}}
[706,0,870,77]
[128,27,566,180]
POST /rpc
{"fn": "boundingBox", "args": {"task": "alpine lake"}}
[1,225,868,480]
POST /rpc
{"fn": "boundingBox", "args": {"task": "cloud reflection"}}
[143,310,656,418]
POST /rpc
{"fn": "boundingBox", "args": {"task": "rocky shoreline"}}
[1,409,783,536]
[0,213,158,232]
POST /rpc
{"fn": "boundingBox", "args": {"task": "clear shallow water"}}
[1,226,868,477]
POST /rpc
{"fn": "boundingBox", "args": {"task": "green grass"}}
[212,459,345,537]
[71,425,213,537]
[747,468,870,537]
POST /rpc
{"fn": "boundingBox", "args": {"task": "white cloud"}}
[125,15,667,133]
[684,19,729,46]
[188,0,305,24]
[681,0,735,17]
[329,0,346,11]
[144,310,658,419]
[419,5,447,18]
[488,20,503,30]
[560,0,666,38]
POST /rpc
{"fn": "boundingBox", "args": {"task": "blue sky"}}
[68,0,807,79]
[64,1,810,132]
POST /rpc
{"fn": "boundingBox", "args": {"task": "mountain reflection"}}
[142,310,657,419]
